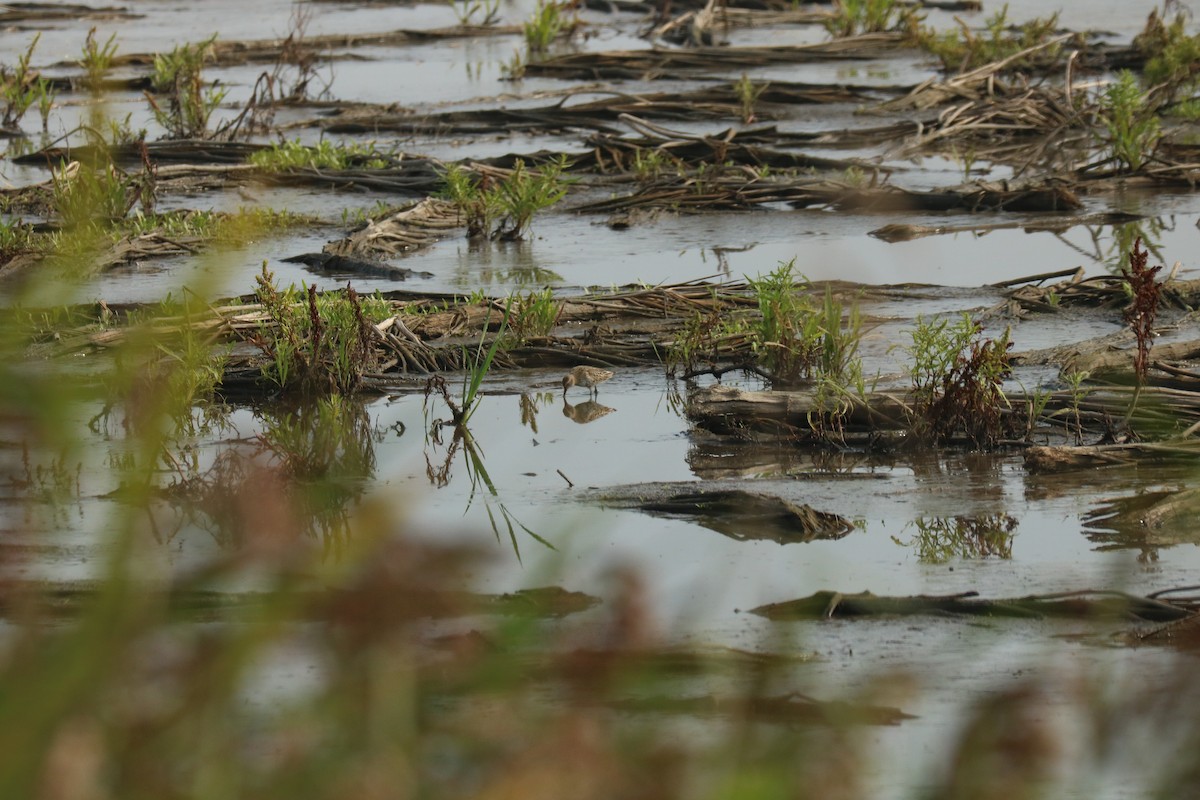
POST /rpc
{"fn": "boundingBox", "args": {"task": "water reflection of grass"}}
[894,513,1018,563]
[157,397,383,549]
[424,379,552,561]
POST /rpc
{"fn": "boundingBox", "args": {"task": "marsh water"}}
[5,1,1200,796]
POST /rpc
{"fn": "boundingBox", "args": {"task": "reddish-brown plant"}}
[1123,237,1163,384]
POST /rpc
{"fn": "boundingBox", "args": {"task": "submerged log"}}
[751,589,1192,622]
[1065,339,1200,377]
[1024,444,1137,471]
[1129,613,1200,649]
[282,252,433,280]
[0,581,599,622]
[816,182,1082,213]
[523,33,910,80]
[1083,488,1200,535]
[685,384,911,438]
[871,211,1144,243]
[576,174,1081,215]
[315,81,885,136]
[606,692,916,725]
[635,487,855,543]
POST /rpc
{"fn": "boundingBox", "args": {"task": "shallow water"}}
[6,376,1195,798]
[5,2,1200,794]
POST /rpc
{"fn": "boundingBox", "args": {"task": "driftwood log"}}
[751,589,1193,622]
[605,693,916,726]
[616,486,855,543]
[686,384,911,438]
[0,581,598,622]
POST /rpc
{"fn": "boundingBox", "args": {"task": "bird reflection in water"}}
[562,398,615,424]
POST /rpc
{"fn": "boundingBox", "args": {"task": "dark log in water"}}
[751,589,1194,622]
[632,487,855,543]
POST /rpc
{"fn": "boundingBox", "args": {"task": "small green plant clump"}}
[1135,7,1200,104]
[249,138,394,171]
[447,0,500,26]
[630,147,679,182]
[824,0,920,39]
[253,265,391,396]
[669,260,864,390]
[1100,70,1162,172]
[502,287,561,345]
[123,206,310,243]
[0,217,42,263]
[145,34,228,139]
[744,260,863,386]
[905,313,1013,447]
[733,73,768,124]
[744,261,825,383]
[1062,368,1091,444]
[79,27,119,93]
[50,161,140,228]
[523,0,575,54]
[914,5,1062,73]
[439,156,571,241]
[1,35,55,131]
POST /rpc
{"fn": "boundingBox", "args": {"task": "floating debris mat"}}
[109,25,521,68]
[637,0,832,15]
[322,198,463,258]
[580,116,892,173]
[882,86,1086,166]
[584,128,887,175]
[254,162,447,195]
[1003,272,1197,316]
[751,589,1195,622]
[876,37,1079,113]
[586,114,932,167]
[646,120,928,150]
[13,140,267,168]
[523,33,910,80]
[685,384,1200,447]
[311,81,891,135]
[572,175,1081,214]
[14,143,447,197]
[318,104,634,136]
[0,3,141,23]
[1027,440,1200,473]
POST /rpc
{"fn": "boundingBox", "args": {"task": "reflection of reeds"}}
[157,397,380,549]
[424,398,553,562]
[894,513,1017,563]
[423,319,553,560]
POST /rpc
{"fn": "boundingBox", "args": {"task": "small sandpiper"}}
[562,365,614,398]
